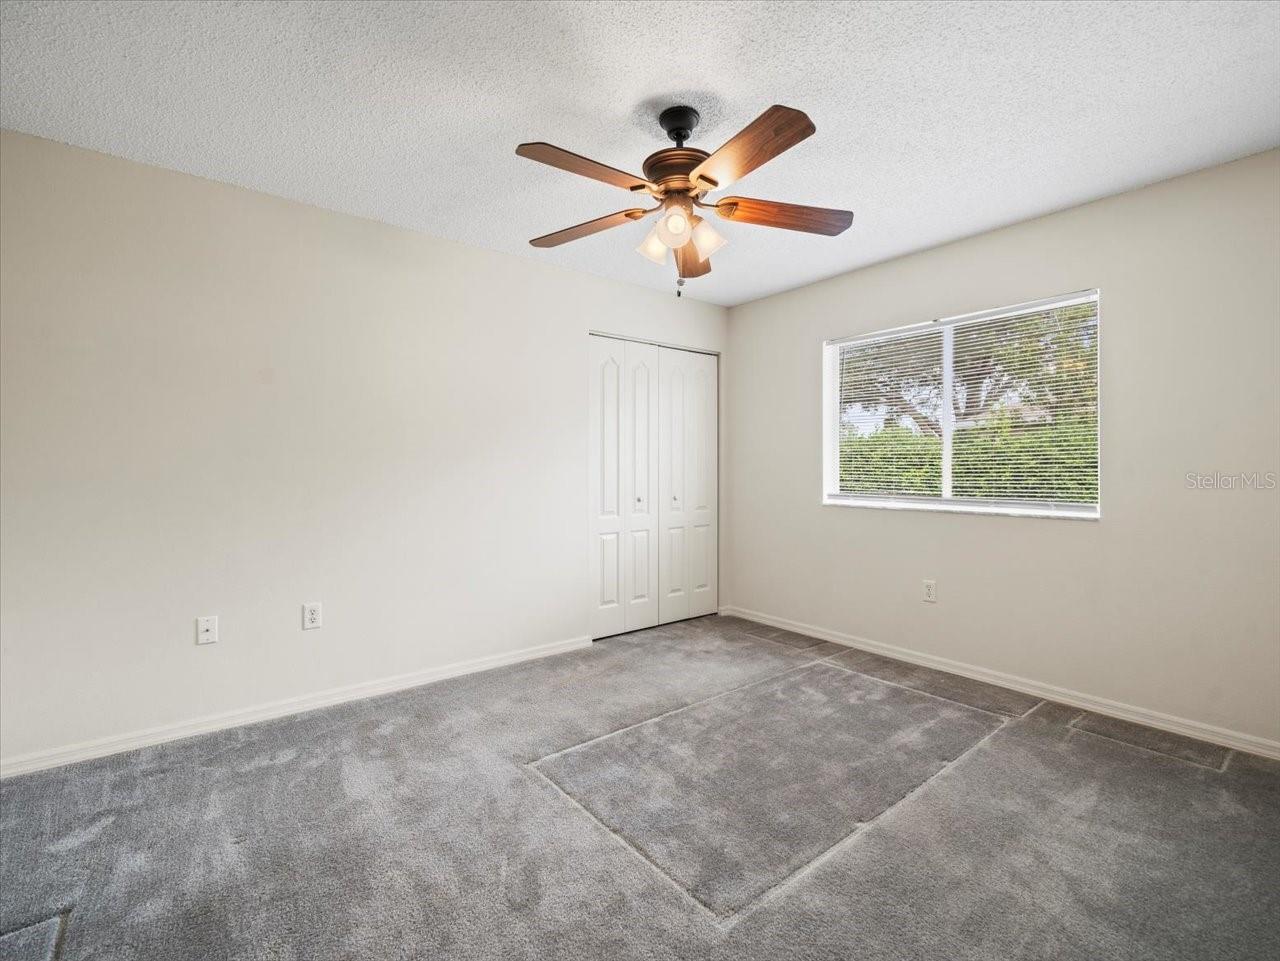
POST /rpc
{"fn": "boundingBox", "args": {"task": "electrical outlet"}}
[196,615,218,645]
[302,602,322,630]
[922,579,938,604]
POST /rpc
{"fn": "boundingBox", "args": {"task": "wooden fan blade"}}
[529,208,650,248]
[675,243,710,278]
[517,142,654,192]
[715,196,853,235]
[674,232,711,278]
[688,105,815,191]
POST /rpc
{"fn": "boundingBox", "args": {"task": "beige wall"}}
[724,150,1280,750]
[4,130,1277,769]
[0,131,727,766]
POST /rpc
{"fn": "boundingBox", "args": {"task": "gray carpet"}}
[0,914,62,961]
[1,615,1277,960]
[536,663,1001,916]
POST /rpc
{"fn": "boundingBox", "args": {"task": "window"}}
[822,291,1099,518]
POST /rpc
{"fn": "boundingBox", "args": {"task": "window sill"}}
[822,494,1100,521]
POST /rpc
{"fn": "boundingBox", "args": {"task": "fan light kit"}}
[516,104,853,291]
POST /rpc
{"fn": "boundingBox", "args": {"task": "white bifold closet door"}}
[657,346,718,625]
[589,337,717,638]
[588,336,660,639]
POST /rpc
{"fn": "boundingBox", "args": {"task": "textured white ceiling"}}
[2,1,1278,307]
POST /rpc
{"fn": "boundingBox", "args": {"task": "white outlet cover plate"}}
[302,603,322,630]
[196,615,218,645]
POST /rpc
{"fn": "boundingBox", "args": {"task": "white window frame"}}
[822,290,1101,520]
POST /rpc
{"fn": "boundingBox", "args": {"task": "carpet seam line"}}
[819,659,1011,719]
[1055,706,1087,726]
[722,625,836,665]
[52,910,70,961]
[739,629,827,655]
[719,714,1012,929]
[1063,726,1225,771]
[522,761,723,922]
[529,661,823,765]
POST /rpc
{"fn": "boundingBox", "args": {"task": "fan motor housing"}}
[642,147,710,194]
[657,105,700,146]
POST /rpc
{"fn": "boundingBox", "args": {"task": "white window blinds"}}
[824,291,1099,518]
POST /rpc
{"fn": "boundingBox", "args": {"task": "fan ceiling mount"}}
[516,104,853,285]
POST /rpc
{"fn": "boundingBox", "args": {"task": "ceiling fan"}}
[516,104,852,287]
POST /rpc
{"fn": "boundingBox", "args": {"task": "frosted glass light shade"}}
[636,227,669,265]
[654,209,693,248]
[691,219,727,259]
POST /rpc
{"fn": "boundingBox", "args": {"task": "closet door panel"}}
[622,341,659,631]
[589,336,626,638]
[686,352,718,617]
[659,348,717,623]
[658,350,686,623]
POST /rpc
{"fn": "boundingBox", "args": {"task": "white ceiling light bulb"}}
[654,203,693,248]
[636,226,669,266]
[690,218,727,260]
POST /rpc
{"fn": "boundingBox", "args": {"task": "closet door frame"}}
[588,332,719,639]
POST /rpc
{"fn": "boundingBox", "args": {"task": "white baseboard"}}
[720,605,1280,761]
[0,635,592,778]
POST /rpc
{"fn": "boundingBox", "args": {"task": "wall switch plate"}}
[302,602,322,630]
[922,579,938,603]
[196,615,218,645]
